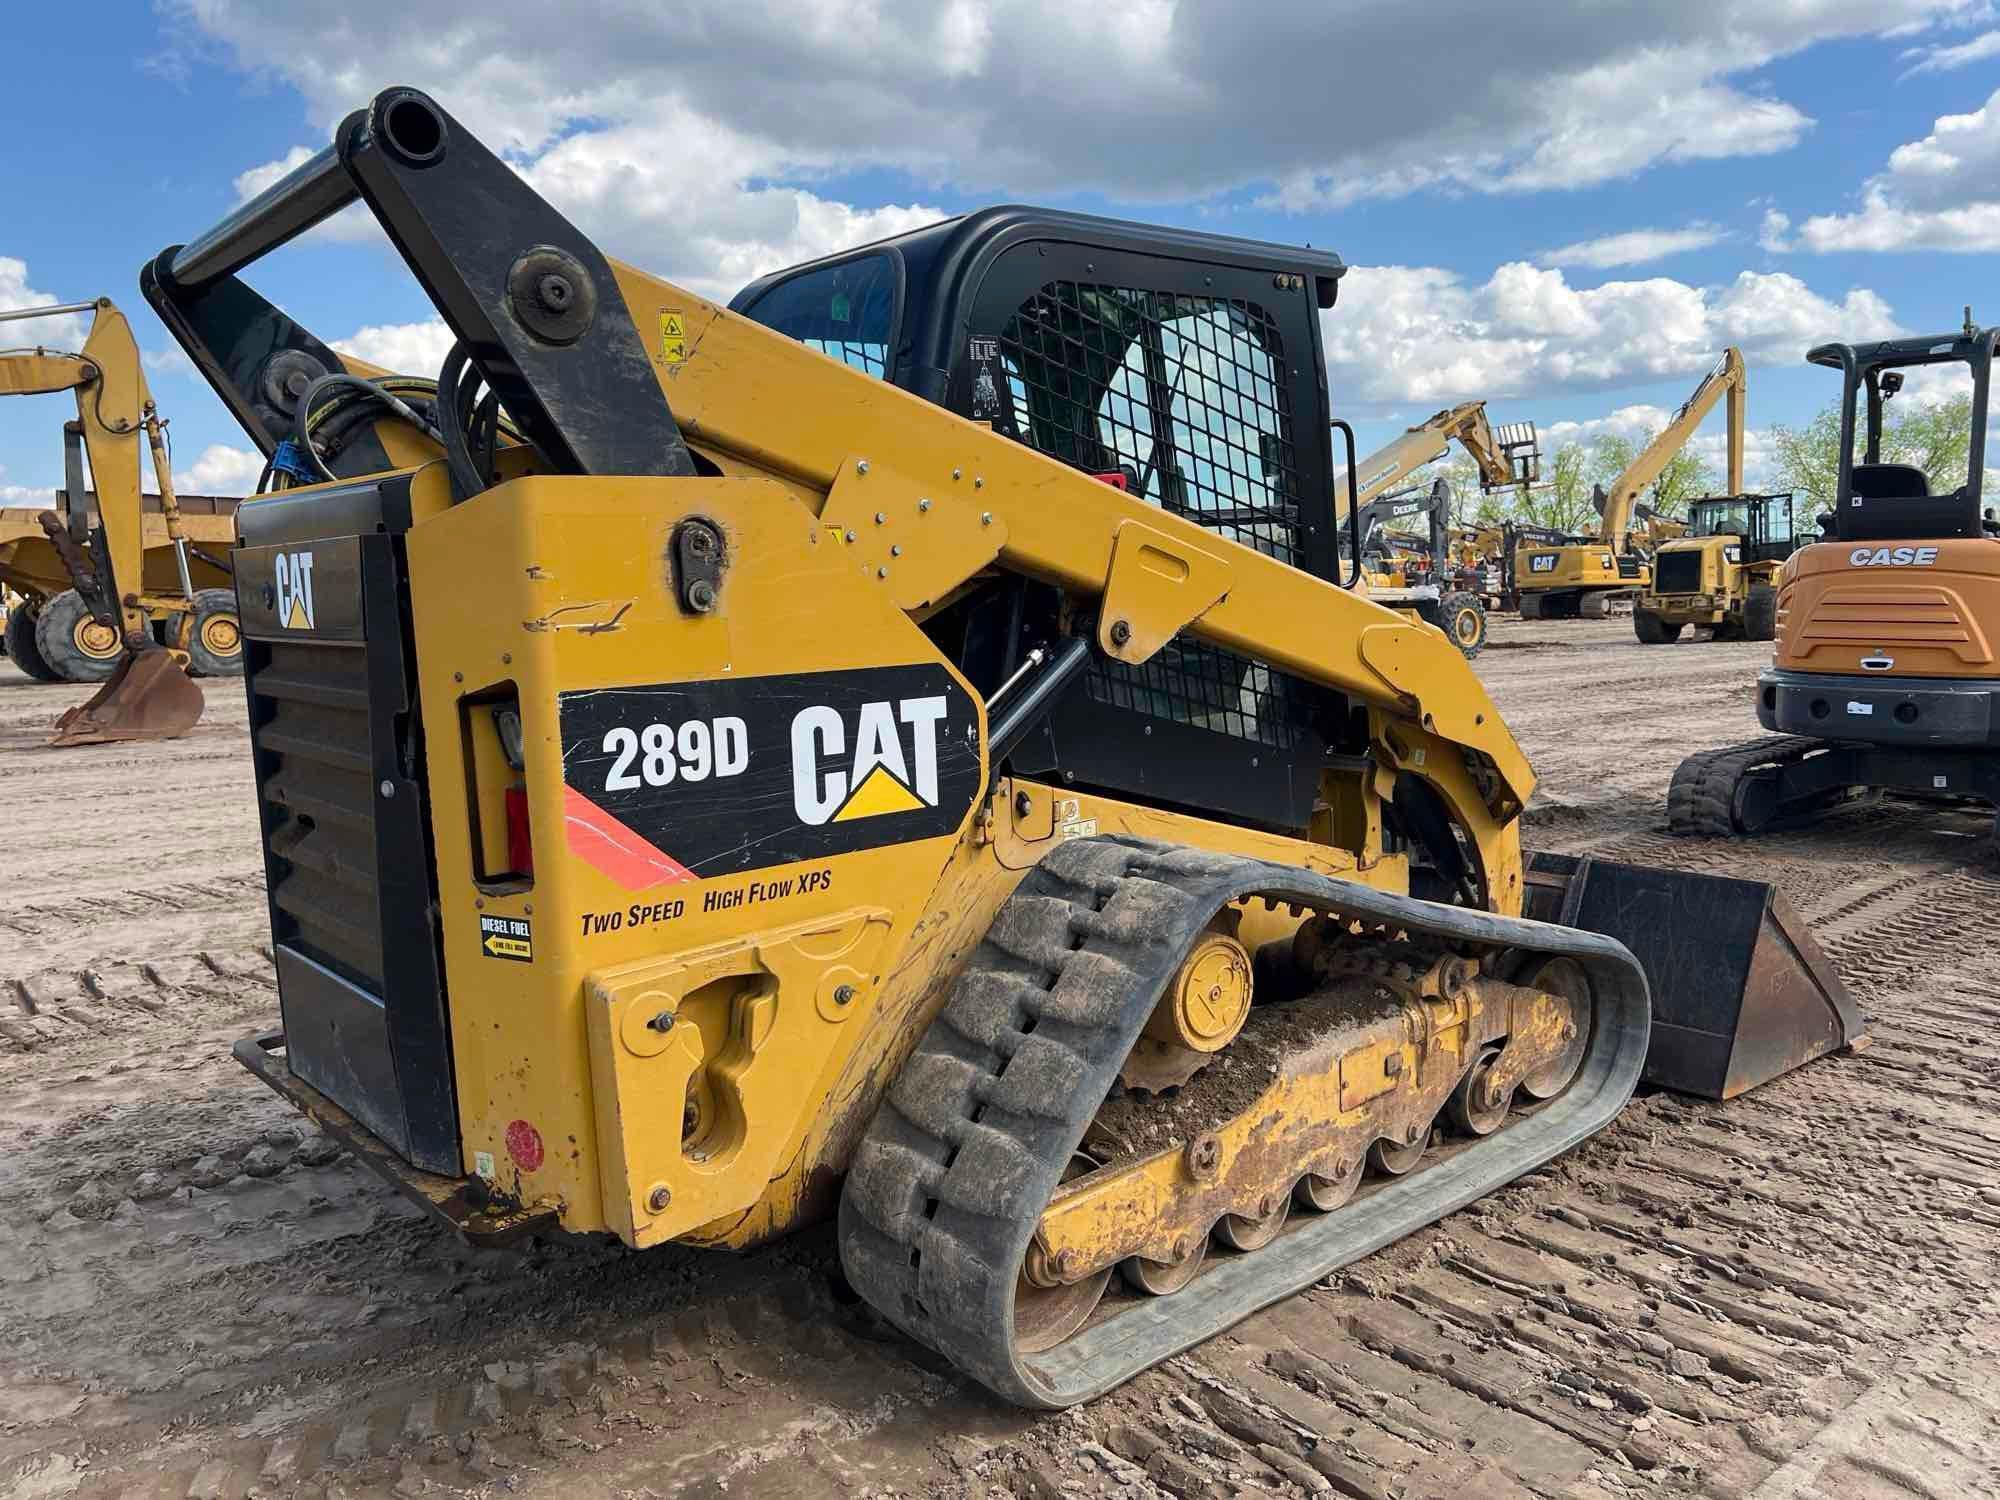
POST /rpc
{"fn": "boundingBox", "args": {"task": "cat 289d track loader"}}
[148,88,1862,1408]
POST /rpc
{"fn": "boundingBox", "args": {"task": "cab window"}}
[738,254,897,378]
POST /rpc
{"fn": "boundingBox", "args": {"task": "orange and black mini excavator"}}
[145,87,1862,1408]
[1673,315,2000,844]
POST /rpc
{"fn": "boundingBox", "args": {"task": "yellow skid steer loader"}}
[147,88,1862,1407]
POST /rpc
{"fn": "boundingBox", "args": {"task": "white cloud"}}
[0,483,50,505]
[1758,208,1794,253]
[1537,224,1725,270]
[1799,86,2000,251]
[179,444,264,495]
[1899,26,2000,74]
[1541,407,1780,489]
[0,258,86,351]
[1323,262,1902,405]
[177,0,1979,226]
[332,319,456,376]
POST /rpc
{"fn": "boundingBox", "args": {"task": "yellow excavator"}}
[153,88,1862,1408]
[0,298,223,742]
[1517,348,1746,620]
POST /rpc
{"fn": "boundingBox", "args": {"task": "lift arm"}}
[1596,348,1744,552]
[1336,401,1538,519]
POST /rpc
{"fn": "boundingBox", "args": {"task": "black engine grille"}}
[1654,550,1702,595]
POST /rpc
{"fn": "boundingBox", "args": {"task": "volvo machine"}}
[1673,319,2000,840]
[0,298,239,741]
[1636,492,1803,644]
[148,89,1861,1408]
[1517,348,1746,620]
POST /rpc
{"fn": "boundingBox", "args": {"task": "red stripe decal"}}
[563,785,697,890]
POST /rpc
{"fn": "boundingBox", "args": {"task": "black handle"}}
[1331,419,1363,589]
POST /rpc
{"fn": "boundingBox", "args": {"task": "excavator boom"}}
[1597,347,1745,550]
[1337,401,1538,520]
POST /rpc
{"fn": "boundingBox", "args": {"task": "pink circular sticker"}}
[505,1119,544,1173]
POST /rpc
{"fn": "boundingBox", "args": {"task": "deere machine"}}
[148,89,1861,1408]
[1517,348,1746,620]
[1348,479,1492,657]
[1636,492,1803,644]
[1672,317,2000,840]
[1321,404,1537,657]
[0,298,238,742]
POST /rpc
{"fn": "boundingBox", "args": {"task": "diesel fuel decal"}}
[558,665,982,889]
[479,914,534,961]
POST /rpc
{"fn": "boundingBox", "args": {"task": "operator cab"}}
[1684,492,1799,564]
[734,209,1357,836]
[1807,312,1996,543]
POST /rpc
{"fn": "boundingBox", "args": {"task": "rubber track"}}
[837,835,1652,1409]
[1668,734,1827,836]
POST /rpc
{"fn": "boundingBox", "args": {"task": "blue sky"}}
[4,1,1998,502]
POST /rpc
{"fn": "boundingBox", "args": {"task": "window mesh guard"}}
[997,280,1314,751]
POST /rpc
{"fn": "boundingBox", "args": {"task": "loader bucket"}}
[1524,852,1867,1099]
[47,645,204,748]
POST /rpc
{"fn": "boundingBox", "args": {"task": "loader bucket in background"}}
[47,645,204,747]
[1524,852,1868,1099]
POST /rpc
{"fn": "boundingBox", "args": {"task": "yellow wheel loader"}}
[149,88,1863,1408]
[1516,349,1745,620]
[0,298,229,741]
[0,490,241,683]
[1635,492,1803,644]
[1672,316,2000,841]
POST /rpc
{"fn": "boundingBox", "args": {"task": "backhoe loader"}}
[0,298,228,741]
[151,88,1862,1408]
[1517,349,1745,620]
[1672,315,2000,840]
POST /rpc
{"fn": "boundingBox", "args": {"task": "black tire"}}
[1518,594,1544,621]
[33,589,124,683]
[1439,590,1487,658]
[1744,584,1778,643]
[3,601,63,682]
[1634,610,1681,645]
[185,589,244,677]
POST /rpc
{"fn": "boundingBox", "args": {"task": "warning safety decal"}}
[557,664,983,890]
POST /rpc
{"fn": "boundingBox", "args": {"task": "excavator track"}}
[1668,734,1834,835]
[838,835,1650,1408]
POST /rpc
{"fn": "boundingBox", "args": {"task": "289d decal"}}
[558,665,982,890]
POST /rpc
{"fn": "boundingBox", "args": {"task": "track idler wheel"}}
[1121,1239,1207,1296]
[1294,1157,1363,1213]
[1015,1153,1112,1353]
[1216,1196,1290,1252]
[1519,957,1591,1099]
[1449,1047,1511,1136]
[1369,1123,1431,1176]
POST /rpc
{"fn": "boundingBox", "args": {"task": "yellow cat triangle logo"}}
[283,593,311,630]
[833,764,925,821]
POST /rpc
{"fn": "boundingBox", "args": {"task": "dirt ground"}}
[3,618,1998,1500]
